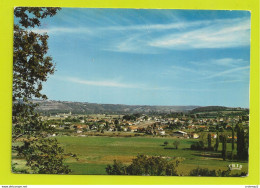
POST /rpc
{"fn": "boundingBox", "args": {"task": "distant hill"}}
[33,100,200,115]
[190,106,248,114]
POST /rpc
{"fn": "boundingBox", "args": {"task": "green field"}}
[50,136,248,175]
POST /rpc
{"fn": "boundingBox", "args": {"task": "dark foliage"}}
[189,167,231,177]
[173,140,180,149]
[215,130,219,151]
[191,106,228,113]
[207,133,212,150]
[236,123,248,160]
[106,155,182,176]
[15,138,72,174]
[221,135,227,160]
[189,167,247,177]
[14,7,61,28]
[190,141,205,150]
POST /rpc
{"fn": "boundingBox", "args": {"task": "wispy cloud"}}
[149,18,250,50]
[208,79,248,84]
[190,58,249,68]
[33,19,209,35]
[170,65,197,73]
[161,58,249,82]
[105,17,250,53]
[63,77,168,91]
[32,17,250,53]
[102,34,150,53]
[204,66,250,79]
[31,27,93,35]
[67,77,138,88]
[207,58,248,67]
[104,20,211,31]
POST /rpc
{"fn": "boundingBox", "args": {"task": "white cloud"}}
[210,58,246,66]
[31,27,92,35]
[64,77,168,90]
[149,18,250,49]
[209,79,248,84]
[170,65,197,73]
[67,77,138,88]
[191,58,249,67]
[32,19,209,35]
[31,17,251,53]
[204,66,250,79]
[104,20,211,31]
[161,58,250,81]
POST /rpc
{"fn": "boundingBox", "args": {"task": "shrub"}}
[189,167,231,177]
[173,140,180,149]
[106,155,183,176]
[189,167,217,176]
[190,141,205,150]
[105,160,127,175]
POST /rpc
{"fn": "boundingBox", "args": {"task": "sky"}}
[27,9,250,107]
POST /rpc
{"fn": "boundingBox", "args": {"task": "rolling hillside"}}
[33,100,200,114]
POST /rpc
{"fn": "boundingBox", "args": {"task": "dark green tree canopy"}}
[106,155,183,176]
[14,7,61,28]
[13,7,60,102]
[13,25,54,101]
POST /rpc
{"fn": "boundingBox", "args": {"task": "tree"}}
[12,7,73,174]
[190,141,204,150]
[13,8,60,103]
[207,133,212,150]
[214,130,219,151]
[173,140,180,149]
[114,119,119,125]
[106,155,183,176]
[236,123,248,160]
[231,125,235,160]
[105,160,127,175]
[221,134,227,160]
[164,141,169,146]
[15,139,72,174]
[232,125,235,151]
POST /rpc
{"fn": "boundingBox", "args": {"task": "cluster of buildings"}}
[46,113,249,139]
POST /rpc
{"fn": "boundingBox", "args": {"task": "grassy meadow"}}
[50,136,248,175]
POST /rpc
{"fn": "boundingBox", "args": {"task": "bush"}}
[106,155,183,176]
[189,167,217,176]
[164,141,169,146]
[173,140,180,149]
[208,146,214,151]
[190,141,205,150]
[189,167,231,177]
[105,160,127,175]
[191,141,215,151]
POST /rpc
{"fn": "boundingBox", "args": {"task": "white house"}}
[172,130,188,137]
[158,130,166,136]
[80,120,85,123]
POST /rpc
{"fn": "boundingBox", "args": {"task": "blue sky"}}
[29,9,250,107]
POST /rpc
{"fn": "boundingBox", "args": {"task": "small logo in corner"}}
[228,163,242,170]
